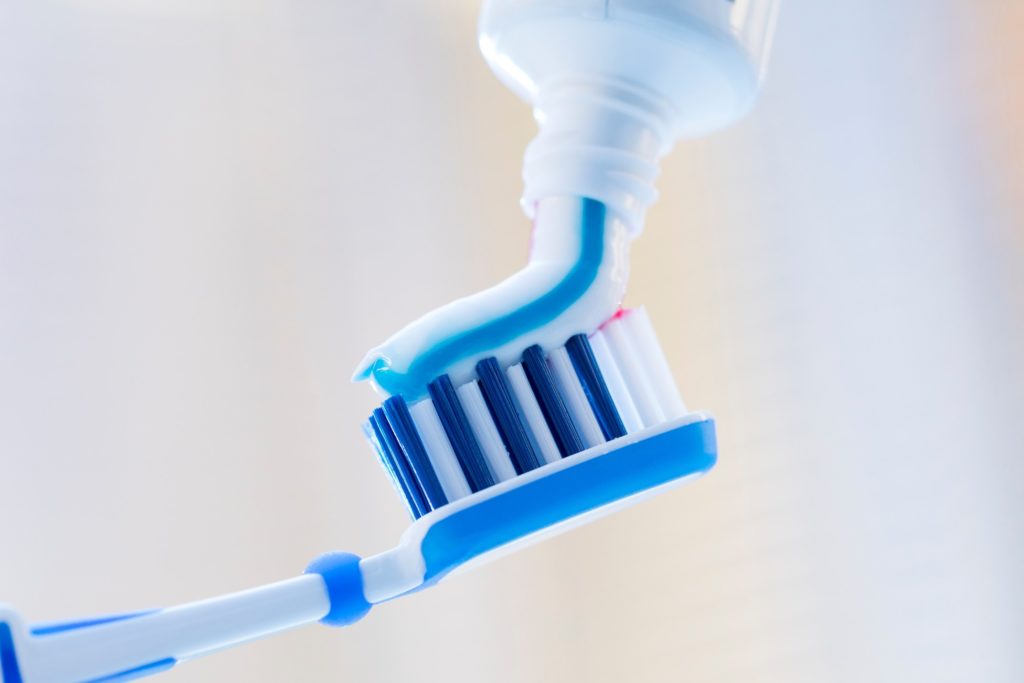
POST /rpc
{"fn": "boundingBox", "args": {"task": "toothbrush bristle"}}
[522,344,585,457]
[362,307,686,518]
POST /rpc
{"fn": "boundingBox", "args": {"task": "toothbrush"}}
[0,306,715,683]
[0,0,778,680]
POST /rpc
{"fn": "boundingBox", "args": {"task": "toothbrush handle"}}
[0,552,371,683]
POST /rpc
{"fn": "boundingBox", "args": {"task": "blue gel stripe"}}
[0,623,23,683]
[359,199,608,398]
[86,658,176,682]
[428,375,494,492]
[476,357,542,474]
[566,334,627,440]
[31,610,157,637]
[371,410,428,518]
[383,396,448,510]
[521,345,584,457]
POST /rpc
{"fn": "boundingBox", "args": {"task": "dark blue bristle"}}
[371,408,428,518]
[362,420,399,490]
[427,375,495,492]
[521,345,584,457]
[565,333,627,441]
[476,357,543,474]
[383,396,448,510]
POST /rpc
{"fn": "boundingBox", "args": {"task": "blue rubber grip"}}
[305,552,372,628]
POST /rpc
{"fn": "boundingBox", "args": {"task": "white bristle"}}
[408,399,472,502]
[602,316,665,428]
[457,381,517,482]
[506,362,561,464]
[623,307,687,418]
[547,346,604,448]
[588,330,644,434]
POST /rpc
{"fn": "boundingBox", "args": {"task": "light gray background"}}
[1,1,1022,681]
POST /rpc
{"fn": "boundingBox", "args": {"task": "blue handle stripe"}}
[85,659,175,683]
[31,610,157,637]
[0,623,22,683]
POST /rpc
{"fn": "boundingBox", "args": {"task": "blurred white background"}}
[1,1,1022,681]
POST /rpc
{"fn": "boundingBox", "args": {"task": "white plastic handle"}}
[0,574,329,682]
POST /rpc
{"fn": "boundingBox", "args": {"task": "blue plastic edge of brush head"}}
[360,413,716,601]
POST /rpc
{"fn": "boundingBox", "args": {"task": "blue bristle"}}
[371,409,428,518]
[362,420,408,507]
[362,420,390,474]
[427,375,495,492]
[476,357,543,474]
[521,345,584,457]
[383,396,448,510]
[565,333,627,440]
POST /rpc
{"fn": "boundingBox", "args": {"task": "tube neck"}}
[521,77,677,234]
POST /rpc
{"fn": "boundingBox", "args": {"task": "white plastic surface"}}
[17,575,329,683]
[479,0,779,228]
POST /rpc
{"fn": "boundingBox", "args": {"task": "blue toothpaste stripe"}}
[359,199,608,398]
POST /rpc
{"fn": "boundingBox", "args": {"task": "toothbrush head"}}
[359,307,716,602]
